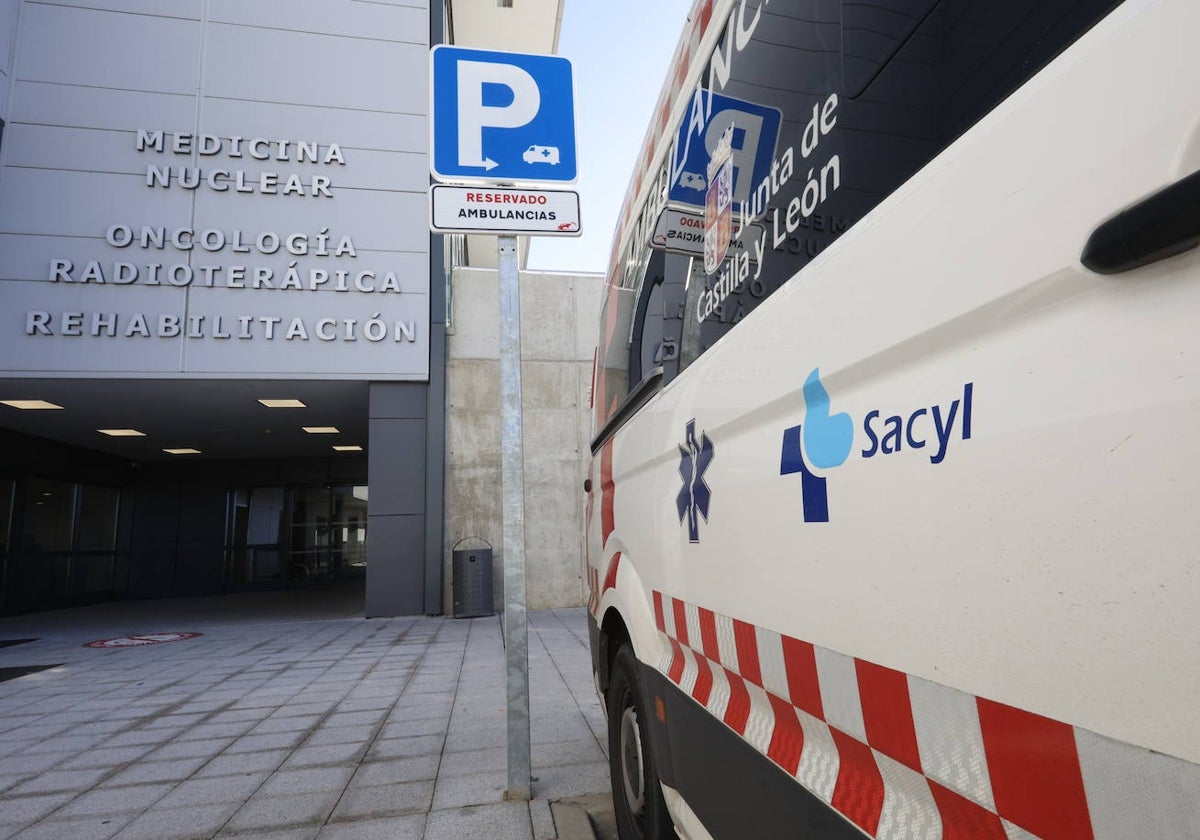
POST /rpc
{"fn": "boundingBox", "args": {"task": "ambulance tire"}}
[607,645,674,840]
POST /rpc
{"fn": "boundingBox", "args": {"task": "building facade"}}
[0,0,591,616]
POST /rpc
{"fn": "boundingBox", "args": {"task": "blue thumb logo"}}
[802,369,853,469]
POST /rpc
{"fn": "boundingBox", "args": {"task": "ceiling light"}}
[163,448,201,455]
[2,400,64,410]
[333,445,363,452]
[258,399,306,408]
[303,426,339,434]
[98,429,146,437]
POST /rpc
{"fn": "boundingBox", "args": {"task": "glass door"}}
[289,485,368,581]
[226,487,286,585]
[331,485,368,574]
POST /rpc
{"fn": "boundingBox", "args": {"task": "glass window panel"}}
[246,487,284,545]
[72,555,114,593]
[331,485,369,568]
[0,479,13,551]
[76,485,119,551]
[22,478,75,553]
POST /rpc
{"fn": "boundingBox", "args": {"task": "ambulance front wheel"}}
[607,645,674,840]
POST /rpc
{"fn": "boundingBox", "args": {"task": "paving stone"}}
[270,702,337,719]
[430,769,508,810]
[378,716,446,739]
[56,745,152,771]
[304,724,375,747]
[9,767,111,795]
[116,800,241,839]
[531,760,611,800]
[0,751,68,776]
[350,756,440,787]
[329,780,433,822]
[529,798,556,840]
[195,750,290,778]
[17,733,109,755]
[225,732,307,753]
[147,737,234,761]
[279,742,365,768]
[10,812,133,840]
[2,723,72,742]
[155,773,269,807]
[102,728,177,748]
[366,735,442,762]
[437,746,506,779]
[224,790,341,831]
[322,710,386,729]
[531,737,606,768]
[54,782,173,816]
[0,792,76,826]
[423,801,533,840]
[101,757,209,786]
[143,713,207,730]
[216,826,319,840]
[314,814,426,840]
[250,715,320,735]
[443,726,505,752]
[258,766,355,796]
[175,722,256,742]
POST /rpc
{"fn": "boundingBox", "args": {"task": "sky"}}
[524,0,696,275]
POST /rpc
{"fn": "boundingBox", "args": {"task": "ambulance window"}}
[842,0,940,98]
[674,0,1124,370]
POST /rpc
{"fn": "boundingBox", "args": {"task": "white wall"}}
[0,0,431,380]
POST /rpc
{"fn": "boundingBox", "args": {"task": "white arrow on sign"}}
[457,60,541,171]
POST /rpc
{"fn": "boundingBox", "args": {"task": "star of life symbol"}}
[676,420,714,543]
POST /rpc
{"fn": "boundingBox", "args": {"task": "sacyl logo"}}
[677,420,714,543]
[780,369,974,522]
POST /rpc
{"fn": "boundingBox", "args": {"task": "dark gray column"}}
[424,229,448,614]
[366,382,429,616]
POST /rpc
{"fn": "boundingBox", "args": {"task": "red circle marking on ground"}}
[83,632,202,649]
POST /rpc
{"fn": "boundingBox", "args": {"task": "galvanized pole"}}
[498,234,531,801]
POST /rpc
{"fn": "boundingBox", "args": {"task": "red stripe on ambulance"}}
[651,590,1199,840]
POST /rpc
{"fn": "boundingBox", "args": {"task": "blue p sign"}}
[430,46,578,184]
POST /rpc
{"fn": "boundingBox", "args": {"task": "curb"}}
[550,793,617,840]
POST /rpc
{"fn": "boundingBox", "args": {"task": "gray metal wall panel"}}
[369,381,428,420]
[0,1,431,381]
[364,513,425,616]
[424,323,447,614]
[366,417,427,516]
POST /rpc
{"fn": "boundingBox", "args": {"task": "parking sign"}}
[430,45,578,184]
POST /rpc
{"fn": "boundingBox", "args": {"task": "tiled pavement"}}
[0,590,611,839]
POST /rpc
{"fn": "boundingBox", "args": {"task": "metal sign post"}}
[498,233,531,801]
[428,44,581,805]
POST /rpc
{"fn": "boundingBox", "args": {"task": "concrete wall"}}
[445,265,602,611]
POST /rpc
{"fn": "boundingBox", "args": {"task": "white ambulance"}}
[585,0,1200,838]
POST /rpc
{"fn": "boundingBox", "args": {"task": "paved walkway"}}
[0,590,611,839]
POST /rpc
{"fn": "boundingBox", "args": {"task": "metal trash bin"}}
[451,537,494,618]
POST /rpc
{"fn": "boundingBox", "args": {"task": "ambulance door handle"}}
[1082,168,1200,274]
